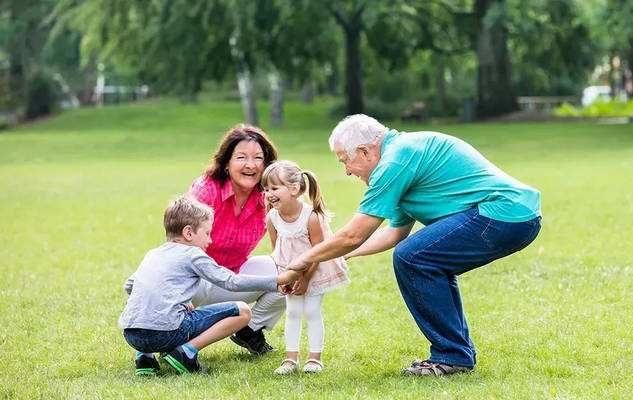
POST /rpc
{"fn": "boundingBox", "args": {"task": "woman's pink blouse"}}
[189,176,267,273]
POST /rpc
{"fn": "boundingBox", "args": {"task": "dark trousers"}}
[393,208,541,367]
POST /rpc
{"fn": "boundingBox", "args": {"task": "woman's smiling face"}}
[227,140,265,192]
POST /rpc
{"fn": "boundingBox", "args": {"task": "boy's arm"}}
[190,250,280,292]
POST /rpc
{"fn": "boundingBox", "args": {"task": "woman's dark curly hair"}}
[204,124,278,181]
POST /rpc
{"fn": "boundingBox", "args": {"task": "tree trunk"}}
[343,23,364,114]
[237,69,258,125]
[474,0,517,119]
[268,70,284,127]
[7,0,26,113]
[434,53,448,114]
[94,64,105,106]
[626,54,633,99]
[608,54,617,100]
[301,80,314,103]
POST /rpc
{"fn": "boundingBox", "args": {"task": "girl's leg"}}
[304,294,324,361]
[284,295,303,362]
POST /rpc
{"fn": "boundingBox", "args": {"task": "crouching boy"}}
[118,195,298,375]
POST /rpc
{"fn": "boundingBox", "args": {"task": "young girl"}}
[261,160,349,374]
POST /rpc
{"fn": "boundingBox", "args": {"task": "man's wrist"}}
[289,256,309,271]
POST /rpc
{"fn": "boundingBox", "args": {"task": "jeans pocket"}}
[479,218,496,249]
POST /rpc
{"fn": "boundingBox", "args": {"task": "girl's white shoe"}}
[302,359,323,373]
[274,359,298,375]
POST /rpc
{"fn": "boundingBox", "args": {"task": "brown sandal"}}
[403,359,472,376]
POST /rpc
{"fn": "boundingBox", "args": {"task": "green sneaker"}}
[135,354,160,376]
[162,347,203,374]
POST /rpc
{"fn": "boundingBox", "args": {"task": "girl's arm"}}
[291,212,324,295]
[345,223,414,260]
[267,217,278,249]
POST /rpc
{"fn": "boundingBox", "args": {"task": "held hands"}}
[276,270,313,295]
[290,274,310,295]
[277,270,301,294]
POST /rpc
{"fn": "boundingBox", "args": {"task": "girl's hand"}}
[279,284,293,294]
[291,275,309,295]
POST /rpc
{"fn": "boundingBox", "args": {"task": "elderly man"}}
[285,114,541,376]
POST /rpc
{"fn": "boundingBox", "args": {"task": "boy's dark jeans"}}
[124,302,239,353]
[393,207,541,368]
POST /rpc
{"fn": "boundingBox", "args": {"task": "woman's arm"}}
[345,223,414,259]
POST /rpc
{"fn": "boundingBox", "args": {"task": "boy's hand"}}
[277,270,300,294]
[277,270,300,286]
[185,302,194,312]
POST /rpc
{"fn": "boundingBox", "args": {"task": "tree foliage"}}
[5,0,630,121]
[509,0,596,96]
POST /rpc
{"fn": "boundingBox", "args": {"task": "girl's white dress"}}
[269,202,349,295]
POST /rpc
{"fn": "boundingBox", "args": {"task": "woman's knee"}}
[241,255,277,276]
[236,301,252,320]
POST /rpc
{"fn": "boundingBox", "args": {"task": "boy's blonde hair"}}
[164,195,214,239]
[261,160,325,216]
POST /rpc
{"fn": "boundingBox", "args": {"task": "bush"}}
[553,102,581,117]
[554,100,633,118]
[25,71,60,120]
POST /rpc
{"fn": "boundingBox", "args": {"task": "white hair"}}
[328,114,389,159]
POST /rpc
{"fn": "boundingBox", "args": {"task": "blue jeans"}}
[393,207,541,367]
[123,302,239,353]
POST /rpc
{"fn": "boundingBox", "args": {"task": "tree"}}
[473,0,517,118]
[1,0,63,120]
[509,0,596,96]
[601,0,633,97]
[53,0,234,101]
[327,1,367,114]
[253,0,336,126]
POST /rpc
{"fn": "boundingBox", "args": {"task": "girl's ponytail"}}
[302,171,325,216]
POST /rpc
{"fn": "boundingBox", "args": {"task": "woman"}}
[189,124,281,355]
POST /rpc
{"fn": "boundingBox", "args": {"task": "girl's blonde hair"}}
[261,160,325,216]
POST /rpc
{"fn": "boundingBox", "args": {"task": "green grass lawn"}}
[1,98,632,399]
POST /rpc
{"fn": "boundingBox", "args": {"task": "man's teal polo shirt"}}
[358,130,541,227]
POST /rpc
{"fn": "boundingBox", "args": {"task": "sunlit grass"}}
[1,98,632,399]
